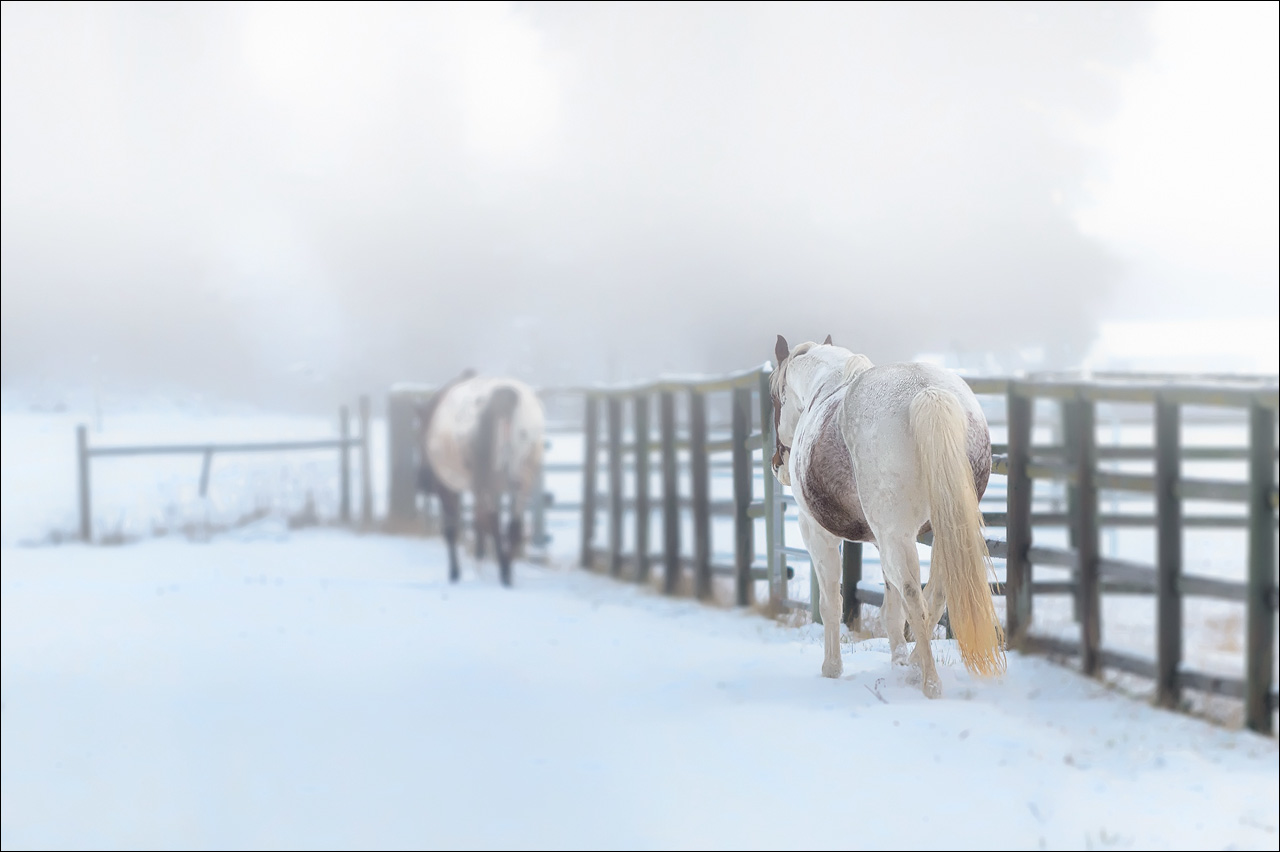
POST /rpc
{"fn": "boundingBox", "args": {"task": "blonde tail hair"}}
[909,387,1006,677]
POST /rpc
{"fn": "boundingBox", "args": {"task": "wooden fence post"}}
[386,392,420,530]
[1155,394,1182,709]
[1245,400,1276,734]
[339,405,351,524]
[759,370,783,608]
[1004,384,1033,645]
[531,443,547,549]
[359,394,373,527]
[690,390,711,600]
[77,425,92,542]
[634,394,652,583]
[608,396,624,577]
[1062,399,1082,622]
[731,386,754,606]
[1074,394,1100,677]
[660,390,681,595]
[842,541,862,627]
[581,395,599,569]
[198,448,214,497]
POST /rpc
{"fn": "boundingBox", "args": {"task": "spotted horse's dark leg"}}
[492,509,512,587]
[438,487,462,583]
[472,500,488,560]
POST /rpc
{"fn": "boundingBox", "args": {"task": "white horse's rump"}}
[418,373,545,586]
[771,335,1004,697]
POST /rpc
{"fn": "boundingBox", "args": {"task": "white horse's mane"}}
[771,342,873,397]
[841,353,874,383]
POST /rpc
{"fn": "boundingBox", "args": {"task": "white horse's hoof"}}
[821,659,843,678]
[922,677,942,699]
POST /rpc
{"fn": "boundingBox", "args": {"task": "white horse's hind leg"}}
[883,582,909,667]
[924,578,947,635]
[798,510,844,678]
[882,537,942,698]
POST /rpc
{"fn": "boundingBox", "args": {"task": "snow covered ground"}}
[2,393,1277,849]
[3,532,1277,850]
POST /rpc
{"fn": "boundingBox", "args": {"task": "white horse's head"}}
[769,334,829,485]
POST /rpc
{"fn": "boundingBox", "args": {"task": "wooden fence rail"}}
[76,398,372,541]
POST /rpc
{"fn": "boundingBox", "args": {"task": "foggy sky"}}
[1,2,1154,409]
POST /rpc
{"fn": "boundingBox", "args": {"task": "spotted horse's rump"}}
[417,372,545,586]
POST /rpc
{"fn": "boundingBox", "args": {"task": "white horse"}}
[770,334,1004,698]
[417,371,545,586]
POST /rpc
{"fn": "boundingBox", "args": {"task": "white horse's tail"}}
[909,387,1006,677]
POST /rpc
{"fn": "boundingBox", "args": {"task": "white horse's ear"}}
[775,334,790,365]
[823,334,833,346]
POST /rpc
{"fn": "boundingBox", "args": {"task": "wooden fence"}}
[76,397,373,541]
[387,370,1279,734]
[984,377,1279,733]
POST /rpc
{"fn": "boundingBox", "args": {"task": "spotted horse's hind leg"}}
[492,510,512,587]
[437,488,462,583]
